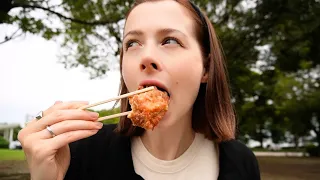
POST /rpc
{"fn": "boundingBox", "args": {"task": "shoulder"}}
[218,139,261,180]
[219,139,256,159]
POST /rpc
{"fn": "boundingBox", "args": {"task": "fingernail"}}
[81,101,89,105]
[95,122,103,128]
[90,112,99,118]
[54,101,63,105]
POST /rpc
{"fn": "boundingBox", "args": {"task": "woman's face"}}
[122,0,206,128]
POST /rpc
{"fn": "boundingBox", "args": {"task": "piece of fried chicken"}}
[128,86,170,130]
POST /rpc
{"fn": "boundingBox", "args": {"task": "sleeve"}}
[218,140,261,180]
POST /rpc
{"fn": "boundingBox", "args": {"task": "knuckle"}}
[64,131,75,141]
[81,112,92,120]
[53,110,64,121]
[88,121,97,129]
[17,129,25,142]
[18,129,32,147]
[61,120,72,129]
[22,136,34,152]
[54,101,63,105]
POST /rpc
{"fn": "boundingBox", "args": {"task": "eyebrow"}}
[123,30,143,40]
[123,28,187,40]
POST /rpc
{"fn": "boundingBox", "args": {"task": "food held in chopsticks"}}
[128,86,170,130]
[78,86,156,121]
[78,85,169,128]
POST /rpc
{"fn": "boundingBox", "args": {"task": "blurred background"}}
[0,0,319,179]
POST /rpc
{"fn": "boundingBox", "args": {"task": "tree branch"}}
[48,1,68,9]
[0,28,24,45]
[11,3,115,25]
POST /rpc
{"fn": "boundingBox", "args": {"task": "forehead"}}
[124,1,194,35]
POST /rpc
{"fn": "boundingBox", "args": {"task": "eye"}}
[125,40,140,50]
[162,37,182,46]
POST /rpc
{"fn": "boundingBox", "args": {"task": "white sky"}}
[0,27,120,127]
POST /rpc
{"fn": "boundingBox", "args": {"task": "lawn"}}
[0,149,320,180]
[0,149,25,161]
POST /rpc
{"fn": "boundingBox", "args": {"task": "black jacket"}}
[64,124,260,180]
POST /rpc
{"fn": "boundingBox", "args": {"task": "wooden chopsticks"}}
[78,86,155,121]
[96,111,132,121]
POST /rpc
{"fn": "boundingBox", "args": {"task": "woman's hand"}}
[18,101,102,180]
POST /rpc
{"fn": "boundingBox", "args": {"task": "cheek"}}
[170,56,204,98]
[121,60,138,92]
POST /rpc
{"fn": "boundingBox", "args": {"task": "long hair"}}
[114,0,236,143]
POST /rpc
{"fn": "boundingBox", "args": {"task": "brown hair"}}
[114,0,236,143]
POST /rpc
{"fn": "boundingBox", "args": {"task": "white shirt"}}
[131,133,219,180]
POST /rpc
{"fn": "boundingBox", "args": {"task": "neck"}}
[140,112,195,160]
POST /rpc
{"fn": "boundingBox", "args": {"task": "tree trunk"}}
[316,131,320,149]
[258,126,264,148]
[293,135,299,148]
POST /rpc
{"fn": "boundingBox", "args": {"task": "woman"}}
[18,0,260,179]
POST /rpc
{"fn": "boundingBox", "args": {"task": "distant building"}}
[0,123,21,149]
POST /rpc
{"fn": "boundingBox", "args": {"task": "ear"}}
[201,54,211,83]
[201,70,208,83]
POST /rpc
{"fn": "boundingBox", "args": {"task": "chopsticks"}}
[97,111,132,121]
[78,86,155,121]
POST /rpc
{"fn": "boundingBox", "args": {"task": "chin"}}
[150,110,184,131]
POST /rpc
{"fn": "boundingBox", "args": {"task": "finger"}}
[54,101,63,105]
[25,119,37,127]
[42,101,89,118]
[23,109,99,136]
[53,101,89,110]
[49,129,100,150]
[19,101,92,140]
[26,101,88,127]
[38,120,103,139]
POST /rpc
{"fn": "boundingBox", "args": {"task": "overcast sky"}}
[0,26,121,127]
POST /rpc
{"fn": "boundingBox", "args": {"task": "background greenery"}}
[1,0,319,156]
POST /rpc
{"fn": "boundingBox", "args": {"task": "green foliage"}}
[96,107,120,124]
[13,126,22,141]
[306,144,320,157]
[1,0,320,149]
[0,136,9,149]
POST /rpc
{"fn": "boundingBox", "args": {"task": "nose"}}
[140,56,162,73]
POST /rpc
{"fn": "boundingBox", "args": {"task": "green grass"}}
[0,149,25,161]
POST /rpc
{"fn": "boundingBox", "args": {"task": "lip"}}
[139,79,170,96]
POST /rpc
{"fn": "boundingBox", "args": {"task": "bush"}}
[305,145,320,157]
[281,146,305,152]
[0,136,9,149]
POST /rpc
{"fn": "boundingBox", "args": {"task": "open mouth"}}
[143,85,170,97]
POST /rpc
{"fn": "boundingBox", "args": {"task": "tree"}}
[1,0,133,78]
[13,126,22,141]
[2,0,320,149]
[239,0,320,148]
[237,69,280,148]
[244,0,320,72]
[273,67,320,148]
